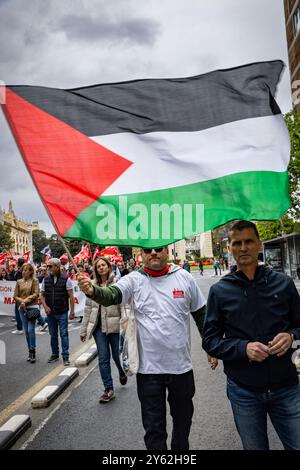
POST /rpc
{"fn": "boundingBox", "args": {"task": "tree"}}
[0,224,14,252]
[32,229,48,263]
[285,110,300,221]
[48,234,66,259]
[252,110,300,241]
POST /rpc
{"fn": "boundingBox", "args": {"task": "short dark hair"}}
[228,220,259,242]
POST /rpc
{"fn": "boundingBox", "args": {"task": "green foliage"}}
[257,215,297,241]
[250,110,300,240]
[0,224,13,252]
[32,229,48,263]
[48,235,65,259]
[284,110,300,220]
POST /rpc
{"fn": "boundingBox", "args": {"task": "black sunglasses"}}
[47,265,53,268]
[142,248,164,254]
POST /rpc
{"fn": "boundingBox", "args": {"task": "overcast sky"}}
[0,0,292,236]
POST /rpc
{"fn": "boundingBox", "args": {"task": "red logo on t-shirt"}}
[173,288,185,298]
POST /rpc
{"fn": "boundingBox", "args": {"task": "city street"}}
[0,315,84,414]
[0,270,287,450]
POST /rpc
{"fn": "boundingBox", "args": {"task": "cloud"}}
[57,14,161,46]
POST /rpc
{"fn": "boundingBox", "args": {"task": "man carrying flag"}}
[78,246,215,450]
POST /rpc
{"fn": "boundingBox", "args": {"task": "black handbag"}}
[26,307,40,320]
[25,280,40,320]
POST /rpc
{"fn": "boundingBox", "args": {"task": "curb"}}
[75,345,97,367]
[0,415,31,450]
[31,367,79,408]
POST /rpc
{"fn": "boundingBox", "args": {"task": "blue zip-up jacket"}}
[202,266,300,391]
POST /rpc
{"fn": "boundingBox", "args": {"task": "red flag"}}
[111,254,123,263]
[0,252,12,264]
[99,247,118,257]
[21,251,30,263]
[45,254,51,264]
[82,244,91,261]
[73,244,91,264]
[92,246,102,262]
[60,253,69,263]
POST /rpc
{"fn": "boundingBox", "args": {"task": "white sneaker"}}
[39,324,48,332]
[12,330,24,335]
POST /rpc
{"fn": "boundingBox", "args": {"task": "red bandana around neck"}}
[143,264,170,277]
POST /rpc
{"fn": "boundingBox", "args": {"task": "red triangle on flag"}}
[3,88,133,236]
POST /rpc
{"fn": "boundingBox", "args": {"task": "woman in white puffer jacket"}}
[80,256,127,403]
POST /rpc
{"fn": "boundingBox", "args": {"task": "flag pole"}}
[57,235,80,275]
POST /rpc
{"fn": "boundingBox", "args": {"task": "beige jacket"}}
[14,278,40,307]
[80,272,124,339]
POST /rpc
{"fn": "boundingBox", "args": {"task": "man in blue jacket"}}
[202,220,300,450]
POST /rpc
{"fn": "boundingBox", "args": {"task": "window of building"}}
[293,7,300,37]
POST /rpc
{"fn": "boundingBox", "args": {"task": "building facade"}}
[168,239,186,262]
[1,201,39,255]
[185,231,214,259]
[284,0,300,113]
[263,232,300,278]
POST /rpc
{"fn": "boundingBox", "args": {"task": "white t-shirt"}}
[115,268,205,374]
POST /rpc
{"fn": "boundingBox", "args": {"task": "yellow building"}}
[1,201,39,255]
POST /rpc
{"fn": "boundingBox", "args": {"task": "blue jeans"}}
[93,328,124,390]
[227,378,300,450]
[15,303,23,331]
[19,308,37,351]
[37,314,47,327]
[47,312,69,358]
[136,370,195,450]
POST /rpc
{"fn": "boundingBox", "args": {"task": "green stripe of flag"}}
[65,170,290,247]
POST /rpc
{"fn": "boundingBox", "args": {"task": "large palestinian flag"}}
[1,60,290,247]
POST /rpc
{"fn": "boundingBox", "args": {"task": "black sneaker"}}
[63,357,70,366]
[119,375,127,386]
[30,351,36,364]
[48,355,59,363]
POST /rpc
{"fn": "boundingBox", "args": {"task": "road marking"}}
[0,340,94,427]
[0,328,15,337]
[20,362,97,449]
[0,323,80,337]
